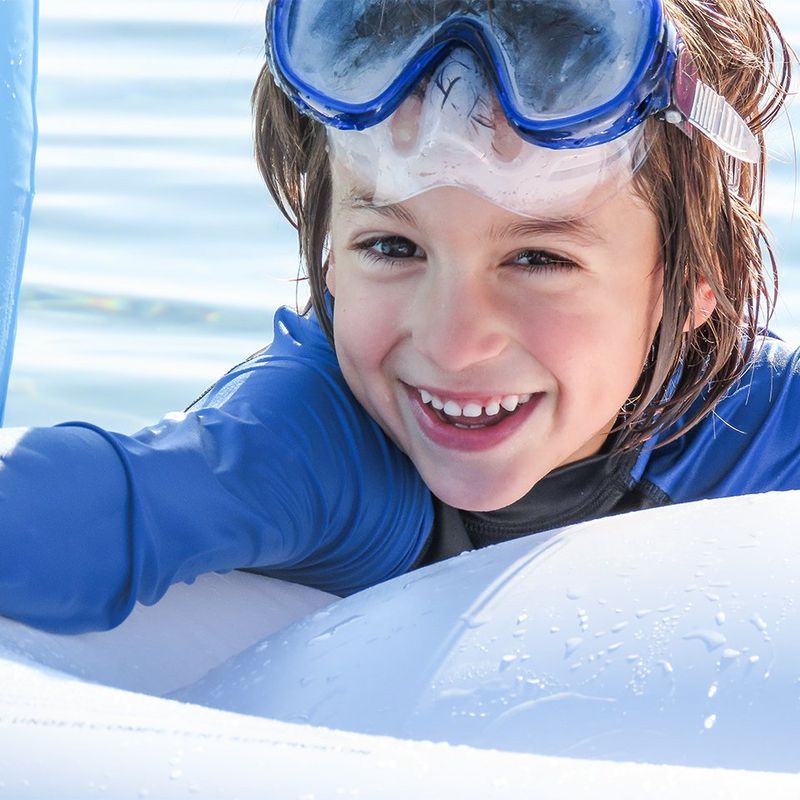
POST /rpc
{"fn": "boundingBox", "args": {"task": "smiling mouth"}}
[404,383,542,452]
[417,388,535,429]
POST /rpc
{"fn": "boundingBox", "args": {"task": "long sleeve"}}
[0,308,434,633]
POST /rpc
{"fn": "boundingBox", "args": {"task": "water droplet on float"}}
[307,615,365,643]
[750,613,768,633]
[170,769,183,781]
[715,612,726,626]
[566,587,583,600]
[721,648,741,660]
[708,682,719,699]
[459,613,491,630]
[564,637,583,658]
[610,621,629,634]
[517,613,529,625]
[635,609,653,619]
[704,714,717,730]
[500,654,518,671]
[683,629,727,652]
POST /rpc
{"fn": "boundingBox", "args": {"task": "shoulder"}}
[187,306,385,455]
[194,306,342,409]
[700,335,800,431]
[638,334,800,501]
[187,306,387,467]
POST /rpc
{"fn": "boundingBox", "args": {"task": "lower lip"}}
[405,386,541,453]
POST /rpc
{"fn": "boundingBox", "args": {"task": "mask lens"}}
[495,0,655,121]
[276,0,658,123]
[281,0,435,106]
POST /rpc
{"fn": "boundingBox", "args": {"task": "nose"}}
[411,269,509,373]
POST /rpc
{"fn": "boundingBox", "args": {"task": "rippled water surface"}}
[5,0,800,430]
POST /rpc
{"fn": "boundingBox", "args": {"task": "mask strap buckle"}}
[665,44,759,163]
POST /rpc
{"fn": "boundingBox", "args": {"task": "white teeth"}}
[500,395,520,412]
[443,400,463,417]
[417,388,534,417]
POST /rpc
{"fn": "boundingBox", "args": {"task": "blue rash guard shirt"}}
[0,308,432,632]
[0,306,799,633]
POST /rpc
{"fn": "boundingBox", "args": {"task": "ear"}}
[683,275,717,332]
[324,253,336,297]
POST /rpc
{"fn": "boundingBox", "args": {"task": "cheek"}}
[517,282,657,397]
[331,272,407,387]
[511,295,616,372]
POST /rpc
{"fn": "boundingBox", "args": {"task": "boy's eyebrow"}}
[345,192,603,244]
[494,217,605,245]
[344,194,419,227]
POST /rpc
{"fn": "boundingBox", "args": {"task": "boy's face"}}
[327,182,663,512]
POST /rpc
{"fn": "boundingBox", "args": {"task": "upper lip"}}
[407,382,537,404]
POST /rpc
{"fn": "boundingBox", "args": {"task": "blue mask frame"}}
[266,0,674,148]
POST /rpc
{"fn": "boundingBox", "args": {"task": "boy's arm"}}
[0,316,433,633]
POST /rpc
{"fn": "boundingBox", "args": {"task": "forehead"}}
[330,169,657,250]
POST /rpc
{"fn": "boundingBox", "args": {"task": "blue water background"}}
[5,0,800,431]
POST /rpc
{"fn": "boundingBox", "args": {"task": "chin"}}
[429,474,535,513]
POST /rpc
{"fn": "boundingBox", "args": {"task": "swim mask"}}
[266,0,759,217]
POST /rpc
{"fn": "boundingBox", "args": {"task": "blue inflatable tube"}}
[0,0,38,423]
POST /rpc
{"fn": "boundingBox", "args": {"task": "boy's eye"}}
[357,236,424,262]
[513,249,577,273]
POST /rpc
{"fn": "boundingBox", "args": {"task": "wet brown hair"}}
[252,0,794,450]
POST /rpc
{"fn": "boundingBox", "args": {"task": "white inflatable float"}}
[0,0,37,422]
[1,492,800,797]
[2,4,800,797]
